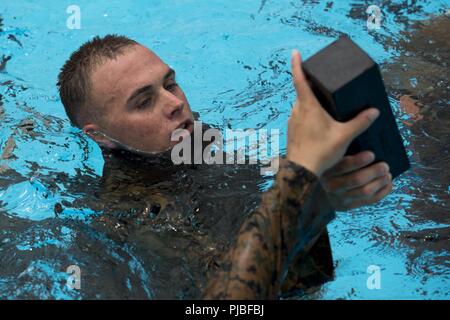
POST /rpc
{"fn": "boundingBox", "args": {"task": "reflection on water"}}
[0,0,449,299]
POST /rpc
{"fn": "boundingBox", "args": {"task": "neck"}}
[99,146,187,190]
[99,120,214,188]
[101,146,174,166]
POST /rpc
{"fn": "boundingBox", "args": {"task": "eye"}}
[137,97,152,109]
[165,82,178,91]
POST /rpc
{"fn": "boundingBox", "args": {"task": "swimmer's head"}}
[57,34,194,154]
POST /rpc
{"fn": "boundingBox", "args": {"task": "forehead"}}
[90,45,169,105]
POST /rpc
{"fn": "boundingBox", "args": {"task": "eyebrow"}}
[126,68,176,107]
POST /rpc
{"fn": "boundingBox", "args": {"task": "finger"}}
[371,181,393,202]
[343,172,392,200]
[324,161,389,193]
[324,151,375,177]
[342,108,380,141]
[291,50,314,101]
[345,182,393,209]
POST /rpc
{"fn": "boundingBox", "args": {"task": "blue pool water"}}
[0,0,449,299]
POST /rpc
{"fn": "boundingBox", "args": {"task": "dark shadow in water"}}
[380,14,450,277]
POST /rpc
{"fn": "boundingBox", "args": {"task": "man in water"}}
[57,35,392,299]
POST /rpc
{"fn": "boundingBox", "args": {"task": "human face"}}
[85,44,194,154]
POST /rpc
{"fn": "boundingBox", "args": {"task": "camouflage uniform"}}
[95,120,335,299]
[204,158,335,299]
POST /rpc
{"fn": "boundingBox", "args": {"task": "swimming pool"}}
[0,0,449,299]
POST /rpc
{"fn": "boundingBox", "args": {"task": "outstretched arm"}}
[203,158,335,299]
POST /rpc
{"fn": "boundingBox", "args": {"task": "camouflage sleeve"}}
[203,157,336,299]
[280,184,336,296]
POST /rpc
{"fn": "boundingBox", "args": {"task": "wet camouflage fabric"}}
[204,158,336,299]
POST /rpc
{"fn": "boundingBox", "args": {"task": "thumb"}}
[342,108,379,140]
[291,50,315,102]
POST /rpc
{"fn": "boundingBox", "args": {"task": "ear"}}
[83,123,118,150]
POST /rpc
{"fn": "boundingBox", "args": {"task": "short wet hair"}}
[57,34,138,128]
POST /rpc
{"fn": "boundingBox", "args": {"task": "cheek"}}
[118,113,174,148]
[126,114,164,138]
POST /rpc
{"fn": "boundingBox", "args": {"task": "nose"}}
[160,89,184,119]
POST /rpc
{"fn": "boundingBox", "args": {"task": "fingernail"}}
[382,163,390,173]
[369,109,380,120]
[366,152,375,162]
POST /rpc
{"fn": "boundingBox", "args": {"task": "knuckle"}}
[350,175,364,187]
[377,163,388,175]
[362,185,374,196]
[376,184,392,201]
